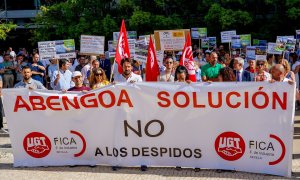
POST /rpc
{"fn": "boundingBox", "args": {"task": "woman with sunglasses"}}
[158,57,175,82]
[254,60,271,82]
[89,68,109,89]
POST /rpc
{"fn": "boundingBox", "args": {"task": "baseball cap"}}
[72,71,82,78]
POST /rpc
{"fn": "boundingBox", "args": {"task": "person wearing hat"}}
[68,71,91,92]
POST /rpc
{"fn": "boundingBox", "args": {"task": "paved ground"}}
[1,114,300,180]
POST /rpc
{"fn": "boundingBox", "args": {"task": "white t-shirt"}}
[114,72,143,83]
[81,64,91,85]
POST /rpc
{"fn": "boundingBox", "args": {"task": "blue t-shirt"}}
[29,61,45,84]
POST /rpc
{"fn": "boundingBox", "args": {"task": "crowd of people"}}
[0,45,299,130]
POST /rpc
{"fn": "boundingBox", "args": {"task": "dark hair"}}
[59,59,69,68]
[219,67,236,82]
[32,52,39,57]
[121,58,132,67]
[267,54,273,60]
[205,52,211,56]
[174,65,189,81]
[3,53,10,58]
[22,66,31,71]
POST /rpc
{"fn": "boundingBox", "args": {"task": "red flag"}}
[146,35,160,81]
[115,19,130,74]
[180,32,196,82]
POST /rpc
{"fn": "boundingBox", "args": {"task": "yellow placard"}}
[172,31,184,37]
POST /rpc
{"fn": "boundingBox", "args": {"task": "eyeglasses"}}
[95,73,103,76]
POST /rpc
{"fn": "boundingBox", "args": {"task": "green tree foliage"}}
[32,0,300,44]
[0,22,17,41]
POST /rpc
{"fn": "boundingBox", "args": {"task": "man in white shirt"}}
[113,58,142,83]
[51,59,74,91]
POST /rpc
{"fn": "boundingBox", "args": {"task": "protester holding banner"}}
[174,65,190,83]
[218,67,236,82]
[68,71,91,92]
[89,68,109,89]
[201,52,223,82]
[254,60,271,82]
[233,57,252,82]
[278,59,295,82]
[270,64,293,84]
[158,57,175,82]
[14,66,46,89]
[50,59,73,91]
[113,58,142,83]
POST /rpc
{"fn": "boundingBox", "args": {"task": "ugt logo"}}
[23,132,51,158]
[215,131,246,161]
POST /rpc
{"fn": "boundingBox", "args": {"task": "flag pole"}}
[110,60,115,83]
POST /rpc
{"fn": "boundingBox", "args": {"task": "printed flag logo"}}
[215,131,245,161]
[23,132,51,158]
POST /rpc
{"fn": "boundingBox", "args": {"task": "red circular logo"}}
[23,132,51,158]
[215,131,245,161]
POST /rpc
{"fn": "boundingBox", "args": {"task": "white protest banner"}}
[191,28,207,39]
[54,39,76,59]
[221,30,236,43]
[108,39,136,58]
[38,39,76,60]
[156,50,164,66]
[113,31,137,41]
[246,46,256,60]
[80,35,105,55]
[139,35,154,45]
[3,82,294,178]
[38,41,56,60]
[134,39,148,63]
[267,43,283,55]
[231,35,241,49]
[154,29,189,51]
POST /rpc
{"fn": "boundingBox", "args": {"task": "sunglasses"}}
[257,63,264,66]
[95,73,103,76]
